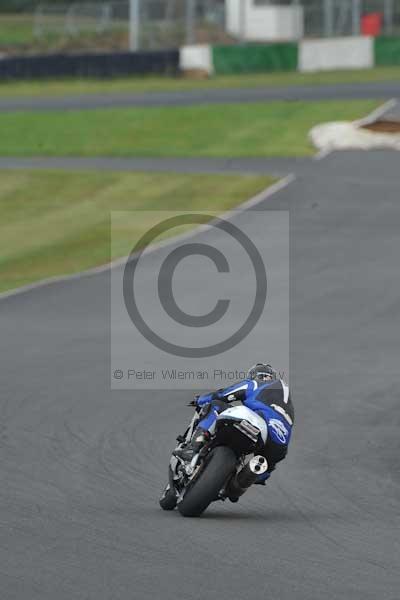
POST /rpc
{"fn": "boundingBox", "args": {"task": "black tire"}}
[177,446,237,518]
[159,483,177,511]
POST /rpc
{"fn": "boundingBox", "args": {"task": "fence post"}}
[240,0,247,43]
[352,0,361,36]
[186,0,195,45]
[383,0,394,35]
[323,0,334,37]
[129,0,140,51]
[33,5,43,38]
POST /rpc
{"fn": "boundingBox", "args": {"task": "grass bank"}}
[0,99,379,158]
[0,13,128,55]
[0,169,273,293]
[0,67,399,98]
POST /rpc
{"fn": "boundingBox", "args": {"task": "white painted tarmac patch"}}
[310,121,400,151]
[310,99,400,152]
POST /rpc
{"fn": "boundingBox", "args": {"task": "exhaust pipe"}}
[227,456,269,499]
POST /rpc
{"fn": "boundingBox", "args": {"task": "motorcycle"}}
[159,401,269,517]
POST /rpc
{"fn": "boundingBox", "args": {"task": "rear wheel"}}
[177,446,236,518]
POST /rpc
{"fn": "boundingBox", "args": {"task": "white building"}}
[226,0,304,41]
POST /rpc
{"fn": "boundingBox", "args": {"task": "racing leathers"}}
[194,378,294,484]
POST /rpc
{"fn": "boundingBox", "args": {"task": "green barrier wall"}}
[212,43,298,75]
[375,36,400,66]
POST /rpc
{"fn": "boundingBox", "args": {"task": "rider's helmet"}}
[247,363,277,384]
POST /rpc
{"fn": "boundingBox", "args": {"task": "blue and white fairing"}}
[216,405,268,444]
[198,377,293,447]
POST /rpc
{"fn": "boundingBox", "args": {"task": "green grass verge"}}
[0,99,380,158]
[0,67,399,98]
[0,169,273,293]
[0,14,36,46]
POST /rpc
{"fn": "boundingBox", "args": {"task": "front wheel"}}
[178,446,237,518]
[159,483,177,510]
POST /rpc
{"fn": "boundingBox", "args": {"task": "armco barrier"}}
[179,44,213,75]
[212,43,298,75]
[2,37,399,81]
[0,50,180,80]
[375,36,400,66]
[299,37,373,72]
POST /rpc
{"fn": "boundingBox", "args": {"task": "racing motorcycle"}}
[159,401,269,517]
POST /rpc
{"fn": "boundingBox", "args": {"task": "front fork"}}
[176,409,200,445]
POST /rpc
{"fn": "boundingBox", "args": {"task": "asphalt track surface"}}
[1,80,400,111]
[0,155,312,176]
[1,148,399,599]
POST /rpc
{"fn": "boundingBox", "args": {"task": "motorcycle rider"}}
[175,363,294,485]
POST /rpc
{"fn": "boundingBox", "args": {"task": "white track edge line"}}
[313,148,333,161]
[0,173,296,302]
[355,98,398,126]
